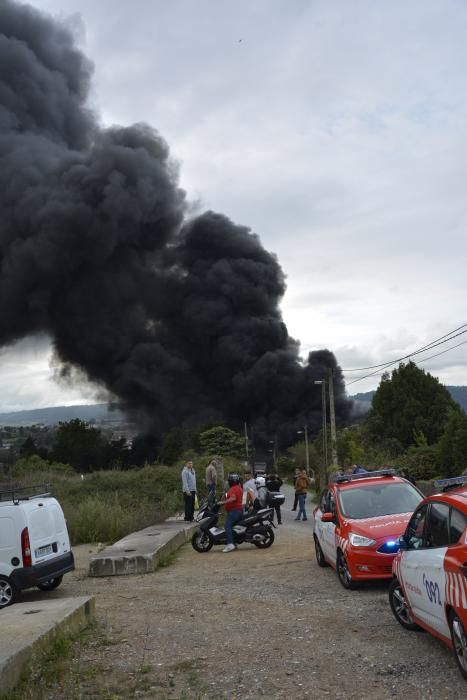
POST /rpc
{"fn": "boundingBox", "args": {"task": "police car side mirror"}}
[398,535,409,551]
[321,512,334,523]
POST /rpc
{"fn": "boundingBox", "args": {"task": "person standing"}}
[291,468,300,511]
[181,459,197,522]
[219,473,243,553]
[294,469,311,521]
[205,459,218,508]
[243,470,257,510]
[267,473,283,524]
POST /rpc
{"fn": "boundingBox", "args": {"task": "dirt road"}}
[21,489,466,699]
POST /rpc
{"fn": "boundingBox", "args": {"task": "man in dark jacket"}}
[267,474,283,524]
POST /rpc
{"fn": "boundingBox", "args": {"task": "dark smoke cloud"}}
[0,0,351,445]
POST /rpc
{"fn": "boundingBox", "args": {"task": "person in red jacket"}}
[219,473,243,553]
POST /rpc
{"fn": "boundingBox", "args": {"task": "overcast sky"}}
[1,0,466,411]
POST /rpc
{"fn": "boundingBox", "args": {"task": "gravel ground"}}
[20,486,466,699]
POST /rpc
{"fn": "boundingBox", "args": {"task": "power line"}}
[346,336,467,387]
[342,323,467,372]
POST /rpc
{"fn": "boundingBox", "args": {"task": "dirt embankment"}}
[18,491,466,699]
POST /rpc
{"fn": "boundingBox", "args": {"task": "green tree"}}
[436,410,467,477]
[198,426,246,459]
[53,419,106,473]
[367,362,460,449]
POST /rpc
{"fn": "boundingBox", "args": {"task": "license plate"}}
[35,544,53,558]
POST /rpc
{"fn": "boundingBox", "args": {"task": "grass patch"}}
[157,550,179,568]
[9,463,183,544]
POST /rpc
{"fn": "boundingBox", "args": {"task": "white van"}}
[0,484,74,608]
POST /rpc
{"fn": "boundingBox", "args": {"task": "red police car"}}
[389,475,467,679]
[313,469,423,589]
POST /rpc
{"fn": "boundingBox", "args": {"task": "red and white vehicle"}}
[389,476,467,679]
[313,469,423,589]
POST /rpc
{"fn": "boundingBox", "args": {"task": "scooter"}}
[191,500,276,552]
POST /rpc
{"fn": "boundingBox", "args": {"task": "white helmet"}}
[255,476,266,487]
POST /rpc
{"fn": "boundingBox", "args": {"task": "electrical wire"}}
[342,323,467,372]
[346,337,467,387]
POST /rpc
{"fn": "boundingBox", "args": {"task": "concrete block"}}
[89,521,197,577]
[0,596,95,693]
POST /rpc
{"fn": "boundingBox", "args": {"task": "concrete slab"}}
[88,519,198,577]
[0,596,94,693]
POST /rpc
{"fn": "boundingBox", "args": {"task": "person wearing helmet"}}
[254,476,269,510]
[218,473,243,553]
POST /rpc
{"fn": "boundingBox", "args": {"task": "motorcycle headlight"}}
[349,532,376,547]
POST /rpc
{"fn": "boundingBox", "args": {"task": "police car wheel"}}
[191,530,214,553]
[449,610,467,679]
[388,578,419,631]
[0,576,17,608]
[336,551,358,590]
[314,536,329,567]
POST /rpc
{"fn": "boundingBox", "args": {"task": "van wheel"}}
[0,576,17,609]
[37,576,63,592]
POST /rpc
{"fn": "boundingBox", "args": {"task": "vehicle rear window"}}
[338,482,422,519]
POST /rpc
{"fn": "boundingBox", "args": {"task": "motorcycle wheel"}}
[253,525,275,549]
[191,530,214,553]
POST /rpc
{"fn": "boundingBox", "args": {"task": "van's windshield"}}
[338,482,422,519]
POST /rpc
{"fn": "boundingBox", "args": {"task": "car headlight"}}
[349,532,376,547]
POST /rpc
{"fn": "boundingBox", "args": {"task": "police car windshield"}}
[338,482,422,519]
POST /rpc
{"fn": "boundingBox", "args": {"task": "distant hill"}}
[351,385,467,414]
[0,404,125,426]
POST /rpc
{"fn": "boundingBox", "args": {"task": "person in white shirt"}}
[243,471,257,509]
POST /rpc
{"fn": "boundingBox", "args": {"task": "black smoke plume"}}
[0,1,351,446]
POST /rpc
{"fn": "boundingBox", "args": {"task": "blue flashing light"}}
[377,540,400,554]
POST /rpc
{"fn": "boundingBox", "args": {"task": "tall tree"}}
[367,362,460,449]
[53,419,105,472]
[437,410,467,477]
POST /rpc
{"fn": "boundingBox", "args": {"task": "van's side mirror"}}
[321,512,334,523]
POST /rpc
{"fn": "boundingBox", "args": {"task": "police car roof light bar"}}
[433,475,467,492]
[333,468,397,483]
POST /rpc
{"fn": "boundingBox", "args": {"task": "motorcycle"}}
[191,500,276,552]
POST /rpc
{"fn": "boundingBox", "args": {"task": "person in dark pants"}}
[267,473,283,524]
[181,459,197,521]
[291,468,300,511]
[219,473,243,552]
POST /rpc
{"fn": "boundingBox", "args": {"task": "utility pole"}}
[328,368,338,468]
[304,424,310,474]
[314,380,329,486]
[322,380,329,485]
[243,421,249,466]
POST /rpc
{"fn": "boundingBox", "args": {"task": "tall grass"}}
[7,460,183,544]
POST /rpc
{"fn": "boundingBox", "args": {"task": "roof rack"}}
[0,483,52,504]
[433,475,467,493]
[333,468,397,484]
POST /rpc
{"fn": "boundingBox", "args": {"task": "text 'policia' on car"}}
[389,475,467,680]
[313,469,423,589]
